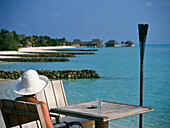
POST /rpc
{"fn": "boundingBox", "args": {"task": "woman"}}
[13,70,54,128]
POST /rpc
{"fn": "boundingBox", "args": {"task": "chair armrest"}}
[50,113,60,123]
[50,113,59,118]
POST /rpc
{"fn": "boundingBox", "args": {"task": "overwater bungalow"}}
[122,40,135,47]
[72,39,104,47]
[87,39,104,47]
[105,40,120,47]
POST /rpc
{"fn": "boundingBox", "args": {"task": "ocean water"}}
[0,45,170,128]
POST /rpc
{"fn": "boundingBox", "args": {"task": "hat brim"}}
[13,75,49,95]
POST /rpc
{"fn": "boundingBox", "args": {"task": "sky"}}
[0,0,170,44]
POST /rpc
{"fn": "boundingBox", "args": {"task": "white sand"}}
[0,46,76,59]
[19,46,76,52]
[0,46,76,54]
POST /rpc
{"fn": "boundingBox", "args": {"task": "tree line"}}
[0,28,71,51]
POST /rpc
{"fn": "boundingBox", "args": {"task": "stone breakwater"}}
[47,49,98,51]
[0,58,69,62]
[0,53,76,57]
[25,52,95,55]
[0,70,101,79]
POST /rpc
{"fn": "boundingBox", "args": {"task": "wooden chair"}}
[0,99,46,128]
[36,80,95,128]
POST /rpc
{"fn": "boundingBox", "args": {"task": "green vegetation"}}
[0,28,72,51]
[0,29,18,51]
[28,35,71,47]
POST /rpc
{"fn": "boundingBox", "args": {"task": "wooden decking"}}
[51,101,153,122]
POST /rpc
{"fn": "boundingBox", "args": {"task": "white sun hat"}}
[13,70,49,95]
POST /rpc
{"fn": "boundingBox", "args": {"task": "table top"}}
[50,101,153,122]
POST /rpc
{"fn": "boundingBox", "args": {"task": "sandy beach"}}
[0,46,76,59]
[19,46,76,52]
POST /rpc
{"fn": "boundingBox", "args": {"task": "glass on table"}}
[97,99,102,115]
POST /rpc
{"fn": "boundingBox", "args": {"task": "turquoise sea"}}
[0,45,170,128]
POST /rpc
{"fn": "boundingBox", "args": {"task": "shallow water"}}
[0,45,170,128]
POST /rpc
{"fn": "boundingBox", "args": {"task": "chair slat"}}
[3,100,20,127]
[36,89,48,106]
[2,108,37,116]
[44,81,58,109]
[52,80,68,107]
[36,104,47,128]
[14,101,30,125]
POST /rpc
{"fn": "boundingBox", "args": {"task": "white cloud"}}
[53,13,60,17]
[19,23,27,27]
[145,2,152,6]
[160,0,170,6]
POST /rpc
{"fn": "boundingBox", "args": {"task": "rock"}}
[0,69,101,80]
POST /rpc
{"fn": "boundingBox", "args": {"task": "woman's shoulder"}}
[15,96,39,103]
[15,96,47,106]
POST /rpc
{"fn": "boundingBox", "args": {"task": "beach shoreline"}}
[0,46,76,60]
[0,46,76,54]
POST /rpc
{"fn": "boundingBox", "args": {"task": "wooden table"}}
[51,101,153,128]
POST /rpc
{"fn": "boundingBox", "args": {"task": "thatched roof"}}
[72,39,82,44]
[90,39,102,45]
[105,40,119,45]
[125,40,135,45]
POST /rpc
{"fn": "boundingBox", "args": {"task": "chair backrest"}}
[0,99,46,128]
[36,80,68,111]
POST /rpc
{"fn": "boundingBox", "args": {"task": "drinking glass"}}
[97,99,102,115]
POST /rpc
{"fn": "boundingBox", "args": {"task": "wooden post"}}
[138,24,148,128]
[95,121,108,128]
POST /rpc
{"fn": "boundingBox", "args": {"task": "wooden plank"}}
[3,99,20,127]
[2,108,37,116]
[51,80,68,118]
[36,104,47,128]
[36,86,48,105]
[51,101,153,122]
[59,80,68,106]
[43,81,57,109]
[51,107,106,122]
[82,120,95,128]
[99,101,153,121]
[0,100,11,127]
[95,121,108,128]
[102,106,153,122]
[14,101,30,125]
[52,80,68,107]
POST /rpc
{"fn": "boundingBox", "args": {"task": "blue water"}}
[0,45,170,128]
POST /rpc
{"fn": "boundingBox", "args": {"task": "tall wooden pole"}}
[138,24,148,128]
